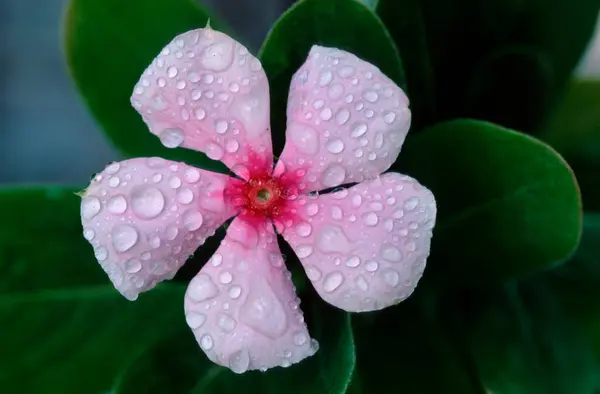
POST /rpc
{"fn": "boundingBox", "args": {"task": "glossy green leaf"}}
[350,286,478,394]
[0,187,105,293]
[542,80,600,212]
[396,119,582,282]
[64,0,228,172]
[116,290,355,394]
[259,0,404,154]
[548,213,600,361]
[377,0,600,133]
[450,281,598,394]
[0,285,186,394]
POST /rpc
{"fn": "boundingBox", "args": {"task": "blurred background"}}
[0,0,296,184]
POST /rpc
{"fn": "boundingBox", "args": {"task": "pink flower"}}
[80,27,436,373]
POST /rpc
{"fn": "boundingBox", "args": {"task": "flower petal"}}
[281,173,436,312]
[80,158,237,300]
[184,217,317,373]
[276,46,411,192]
[131,28,272,173]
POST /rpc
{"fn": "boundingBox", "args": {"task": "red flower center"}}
[224,151,304,229]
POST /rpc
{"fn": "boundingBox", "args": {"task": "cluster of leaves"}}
[2,0,600,392]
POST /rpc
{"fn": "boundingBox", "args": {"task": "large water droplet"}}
[404,197,420,211]
[131,186,165,219]
[183,210,204,231]
[296,222,312,237]
[229,348,250,374]
[344,256,361,268]
[218,313,237,333]
[330,205,343,220]
[186,312,206,329]
[94,246,108,261]
[125,258,142,273]
[200,334,214,350]
[188,274,219,302]
[205,142,224,160]
[319,70,333,86]
[326,139,345,154]
[322,165,346,188]
[352,195,362,207]
[228,285,242,299]
[351,123,368,138]
[81,196,101,220]
[296,245,313,258]
[184,168,201,183]
[219,271,233,284]
[306,265,322,281]
[289,123,320,155]
[105,162,120,174]
[167,66,178,78]
[112,225,139,252]
[365,260,379,272]
[381,244,402,262]
[201,41,234,71]
[362,212,379,226]
[215,120,229,134]
[177,187,194,204]
[363,90,379,103]
[305,203,319,216]
[294,332,308,346]
[323,271,344,292]
[160,128,185,148]
[382,268,400,287]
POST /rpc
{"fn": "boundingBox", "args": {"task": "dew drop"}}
[305,203,319,216]
[131,186,165,219]
[345,256,361,268]
[183,210,203,231]
[225,139,239,153]
[326,139,345,154]
[205,142,224,160]
[177,187,194,204]
[83,229,95,241]
[81,196,101,220]
[160,128,185,148]
[323,271,344,292]
[322,165,346,188]
[306,266,322,281]
[365,260,379,272]
[185,312,206,329]
[319,70,333,86]
[94,246,108,261]
[112,225,139,253]
[381,244,402,262]
[351,123,368,138]
[189,274,219,302]
[107,195,127,214]
[219,271,233,284]
[382,268,400,287]
[200,334,214,350]
[362,212,379,226]
[194,107,206,120]
[356,275,369,291]
[218,313,237,333]
[167,66,178,78]
[184,168,201,183]
[215,119,229,134]
[404,197,420,211]
[228,285,242,299]
[363,90,379,103]
[125,258,142,273]
[296,245,313,258]
[296,222,312,237]
[229,348,250,374]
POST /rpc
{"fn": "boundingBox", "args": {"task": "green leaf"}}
[0,285,186,394]
[548,213,600,361]
[116,291,355,394]
[450,281,598,394]
[396,119,582,282]
[542,80,600,212]
[64,0,228,172]
[350,287,479,394]
[259,0,404,154]
[377,0,600,133]
[0,187,105,293]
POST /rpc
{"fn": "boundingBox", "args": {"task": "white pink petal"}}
[184,218,317,372]
[80,158,237,300]
[276,45,411,192]
[282,173,436,312]
[131,27,273,174]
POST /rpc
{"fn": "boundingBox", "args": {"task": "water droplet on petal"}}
[323,271,344,292]
[211,254,223,266]
[83,229,95,241]
[294,332,308,346]
[160,128,185,148]
[296,245,313,258]
[319,70,333,86]
[326,139,345,154]
[365,260,379,272]
[184,168,201,183]
[112,225,138,252]
[229,348,250,374]
[215,120,229,134]
[362,212,379,226]
[356,275,369,291]
[351,123,368,138]
[106,195,127,214]
[125,258,142,273]
[81,196,101,220]
[345,256,361,267]
[404,197,420,211]
[381,244,402,262]
[219,271,233,284]
[306,265,322,281]
[188,274,219,302]
[131,186,165,219]
[218,313,237,333]
[228,285,242,299]
[177,188,194,204]
[363,90,379,103]
[186,312,206,329]
[94,246,108,261]
[183,210,203,231]
[296,222,312,237]
[167,66,178,78]
[305,203,319,216]
[382,268,400,287]
[200,334,214,350]
[205,142,224,160]
[322,165,346,187]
